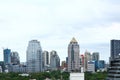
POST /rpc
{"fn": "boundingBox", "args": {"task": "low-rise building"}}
[87,61,95,73]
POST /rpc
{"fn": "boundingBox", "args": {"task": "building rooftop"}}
[70,37,77,43]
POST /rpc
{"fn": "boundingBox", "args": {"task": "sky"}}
[0,0,120,63]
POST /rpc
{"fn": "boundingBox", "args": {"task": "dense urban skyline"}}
[0,0,120,63]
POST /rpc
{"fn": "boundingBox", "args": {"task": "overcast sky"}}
[0,0,120,63]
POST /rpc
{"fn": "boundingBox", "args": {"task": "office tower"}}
[11,52,20,65]
[84,51,91,72]
[107,56,120,80]
[68,37,80,72]
[80,54,84,67]
[43,51,49,66]
[0,66,2,73]
[26,40,43,73]
[98,60,105,69]
[3,49,11,64]
[0,61,5,72]
[42,51,49,71]
[92,52,99,61]
[50,50,60,70]
[111,40,120,59]
[107,39,120,80]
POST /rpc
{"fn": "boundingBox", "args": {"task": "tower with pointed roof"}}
[68,37,80,72]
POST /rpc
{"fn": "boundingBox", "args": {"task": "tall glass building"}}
[50,50,60,70]
[68,37,80,72]
[26,40,43,73]
[111,40,120,59]
[3,49,11,64]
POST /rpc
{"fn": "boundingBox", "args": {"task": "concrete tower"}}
[92,52,99,61]
[42,51,49,71]
[50,50,60,70]
[68,37,80,72]
[84,50,91,72]
[11,52,20,65]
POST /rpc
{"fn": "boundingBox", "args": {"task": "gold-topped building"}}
[68,37,80,72]
[70,37,77,43]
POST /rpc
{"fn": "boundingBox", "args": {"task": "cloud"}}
[0,0,120,62]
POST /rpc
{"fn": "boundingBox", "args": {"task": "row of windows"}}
[108,75,120,78]
[108,68,120,70]
[109,72,120,74]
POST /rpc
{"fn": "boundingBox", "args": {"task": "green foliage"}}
[85,72,107,80]
[0,71,107,80]
[0,72,29,80]
[0,71,70,80]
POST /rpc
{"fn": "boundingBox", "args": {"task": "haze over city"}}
[0,0,120,63]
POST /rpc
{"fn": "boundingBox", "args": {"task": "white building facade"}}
[26,40,43,73]
[70,73,84,80]
[87,61,95,73]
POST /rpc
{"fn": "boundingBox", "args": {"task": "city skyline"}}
[0,0,120,63]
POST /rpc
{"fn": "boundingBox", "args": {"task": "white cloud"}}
[0,0,120,63]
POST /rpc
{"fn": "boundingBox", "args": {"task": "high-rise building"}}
[3,49,11,64]
[61,61,67,69]
[111,39,120,59]
[98,60,105,69]
[42,51,49,71]
[43,51,49,66]
[66,57,68,69]
[107,39,120,80]
[50,50,60,70]
[84,51,91,72]
[107,56,120,80]
[68,37,80,72]
[26,40,43,73]
[92,52,99,61]
[0,61,5,72]
[80,55,84,67]
[11,52,20,65]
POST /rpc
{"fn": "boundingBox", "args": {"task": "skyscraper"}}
[111,39,120,59]
[80,54,84,67]
[50,50,60,70]
[92,52,99,61]
[84,51,91,72]
[3,49,11,64]
[11,52,20,65]
[42,50,49,70]
[26,40,43,73]
[68,37,80,72]
[107,39,120,80]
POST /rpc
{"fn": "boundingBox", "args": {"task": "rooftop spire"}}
[70,37,77,43]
